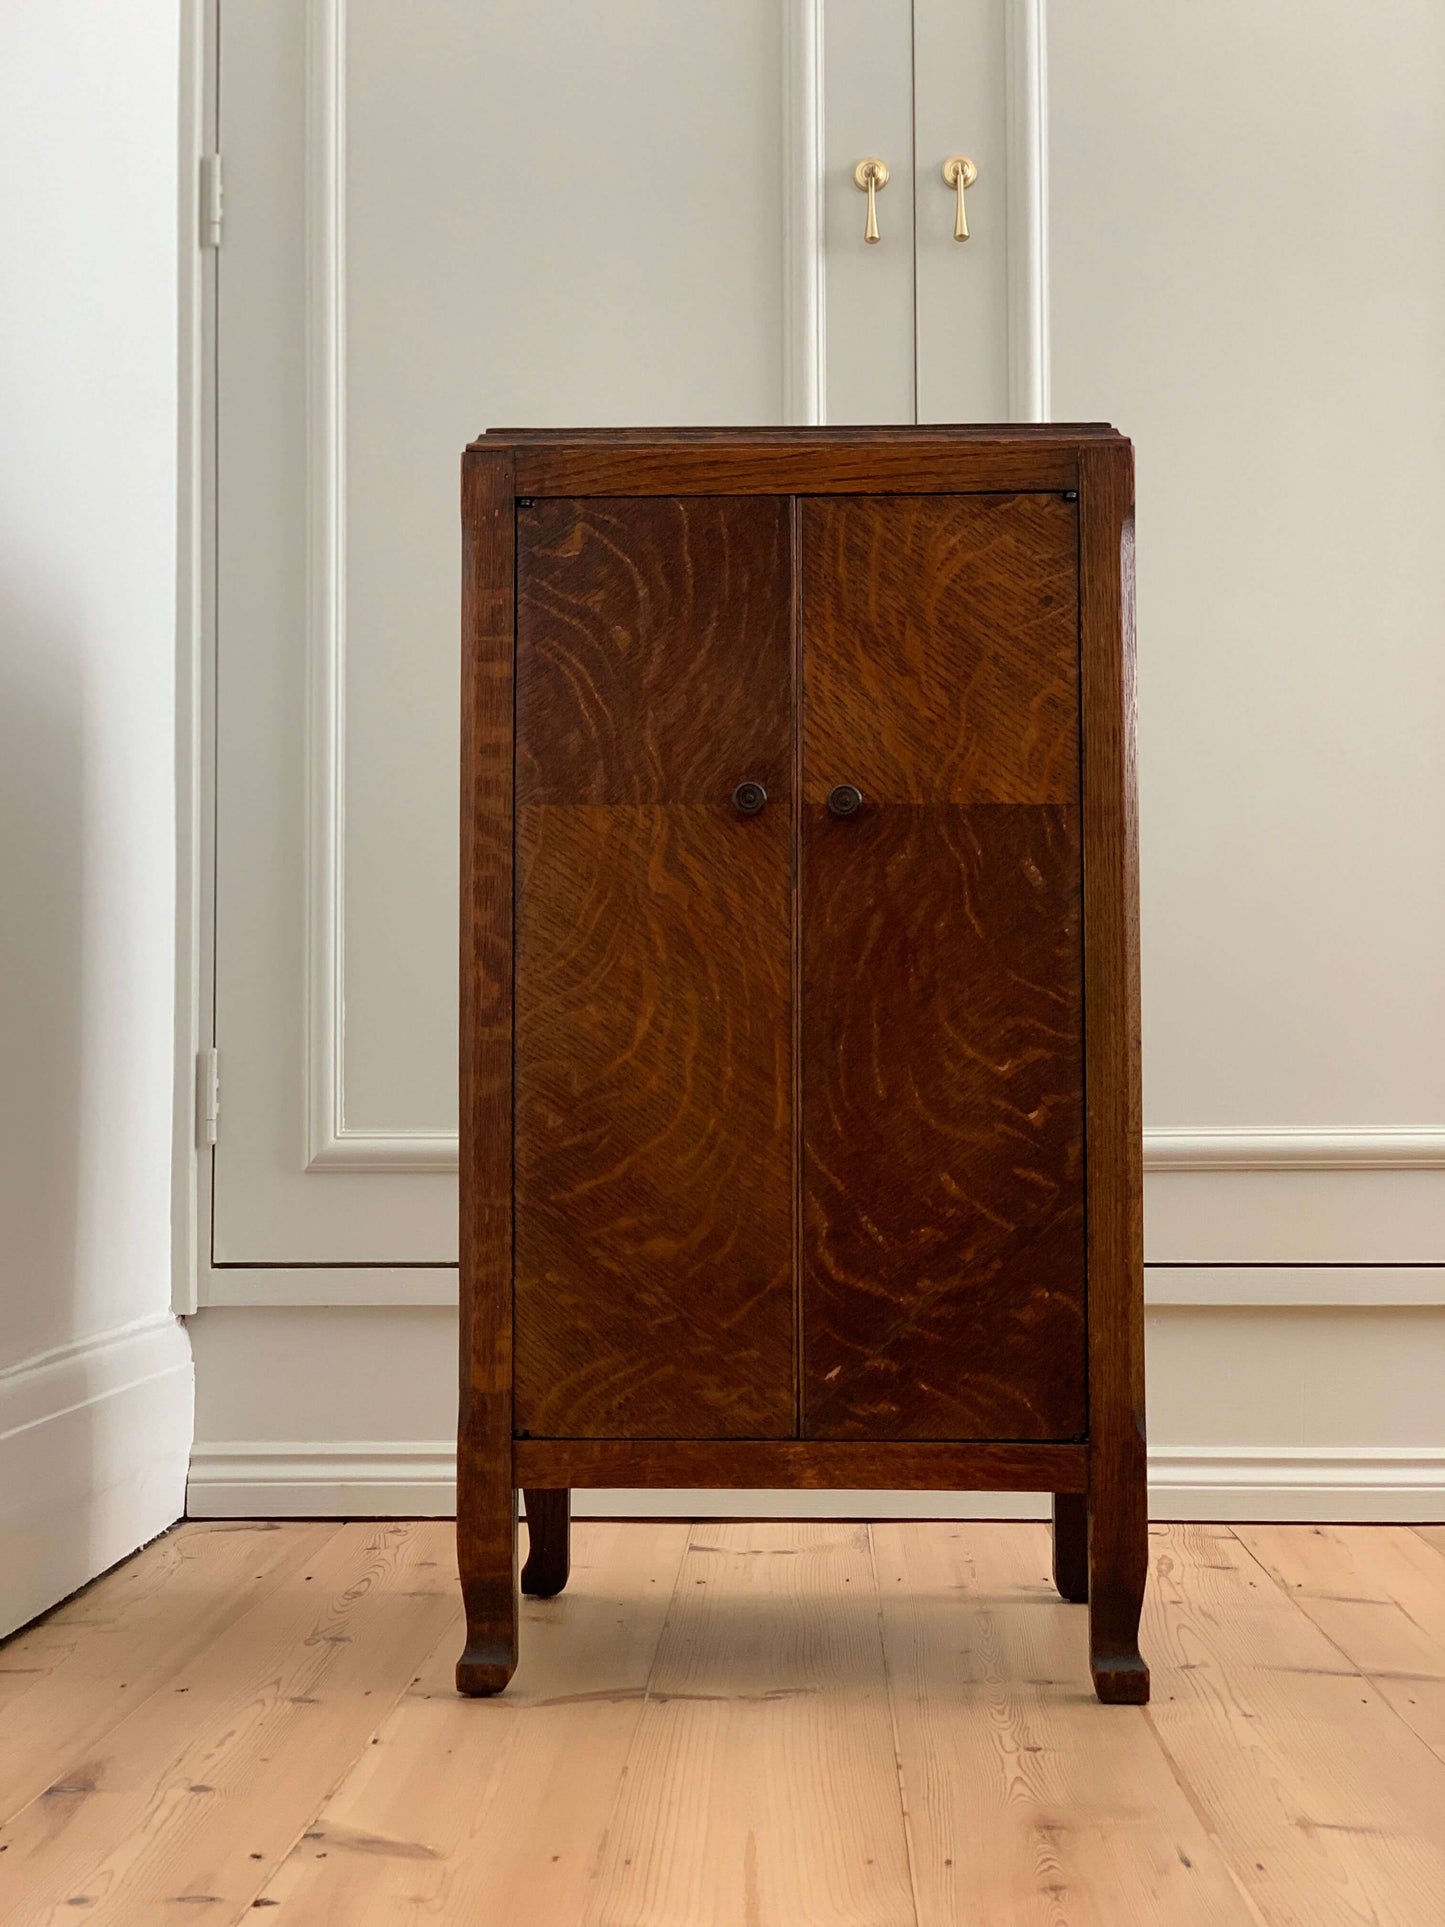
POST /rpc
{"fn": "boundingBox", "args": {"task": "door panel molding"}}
[308,0,454,1163]
[302,0,828,1173]
[784,0,825,425]
[304,0,454,1174]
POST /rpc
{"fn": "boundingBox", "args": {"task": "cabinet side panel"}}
[514,496,794,1438]
[457,449,517,1663]
[1078,440,1147,1621]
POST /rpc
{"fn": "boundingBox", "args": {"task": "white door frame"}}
[173,0,215,1316]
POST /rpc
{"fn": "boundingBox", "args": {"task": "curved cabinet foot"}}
[456,1639,518,1697]
[456,1484,518,1697]
[521,1487,571,1598]
[1091,1651,1151,1704]
[1087,1464,1149,1703]
[1050,1492,1088,1603]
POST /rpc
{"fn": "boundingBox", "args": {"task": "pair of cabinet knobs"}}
[732,782,862,818]
[855,155,977,244]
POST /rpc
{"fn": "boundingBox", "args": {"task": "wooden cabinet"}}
[458,427,1148,1705]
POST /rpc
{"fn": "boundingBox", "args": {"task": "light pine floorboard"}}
[0,1521,335,1821]
[1,1519,1443,1925]
[1235,1523,1445,1766]
[872,1520,1260,1924]
[1144,1522,1445,1927]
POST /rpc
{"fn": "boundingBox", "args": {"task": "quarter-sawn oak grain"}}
[801,801,1085,1441]
[514,496,793,1440]
[799,494,1084,1442]
[800,492,1080,805]
[457,426,1147,1704]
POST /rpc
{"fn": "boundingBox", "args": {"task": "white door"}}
[208,0,1017,1286]
[211,0,1445,1294]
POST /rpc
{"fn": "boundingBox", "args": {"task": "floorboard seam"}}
[1137,1529,1275,1927]
[242,1588,471,1923]
[573,1518,693,1916]
[208,1522,460,1926]
[866,1524,923,1927]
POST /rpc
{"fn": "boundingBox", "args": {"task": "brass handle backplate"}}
[854,157,889,244]
[942,155,978,241]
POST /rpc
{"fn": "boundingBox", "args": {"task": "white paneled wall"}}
[185,2,1445,1524]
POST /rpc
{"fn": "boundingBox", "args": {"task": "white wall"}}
[0,2,193,1635]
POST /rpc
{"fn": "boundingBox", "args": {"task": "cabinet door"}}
[514,497,794,1439]
[800,493,1086,1441]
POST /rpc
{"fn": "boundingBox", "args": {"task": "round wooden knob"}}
[732,780,767,816]
[827,783,863,818]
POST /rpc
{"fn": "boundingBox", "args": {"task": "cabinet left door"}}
[513,497,796,1439]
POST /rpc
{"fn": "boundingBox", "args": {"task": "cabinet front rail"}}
[513,1439,1087,1491]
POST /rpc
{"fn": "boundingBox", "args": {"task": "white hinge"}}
[197,1048,221,1147]
[199,153,223,249]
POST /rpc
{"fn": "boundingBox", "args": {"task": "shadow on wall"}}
[0,561,82,1378]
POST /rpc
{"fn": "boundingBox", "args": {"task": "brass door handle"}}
[853,157,889,244]
[942,155,978,241]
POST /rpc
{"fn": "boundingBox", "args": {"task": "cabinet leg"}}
[456,1473,518,1697]
[1086,1467,1150,1704]
[521,1488,571,1598]
[1051,1492,1088,1603]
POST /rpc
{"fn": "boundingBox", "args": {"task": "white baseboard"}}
[1,1313,195,1637]
[185,1438,1445,1525]
[187,1440,456,1518]
[195,1264,1445,1309]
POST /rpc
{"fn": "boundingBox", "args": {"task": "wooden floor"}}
[2,1521,1444,1924]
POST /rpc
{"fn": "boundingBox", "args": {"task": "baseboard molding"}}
[1148,1445,1445,1521]
[1,1313,194,1637]
[195,1264,1445,1309]
[186,1438,1445,1525]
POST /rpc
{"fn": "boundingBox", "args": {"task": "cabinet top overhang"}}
[464,424,1131,499]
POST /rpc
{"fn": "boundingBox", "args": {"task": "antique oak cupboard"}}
[457,426,1148,1705]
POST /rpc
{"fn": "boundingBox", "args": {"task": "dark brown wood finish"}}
[1079,439,1149,1703]
[456,448,518,1696]
[514,497,794,1439]
[799,495,1085,1441]
[520,1489,571,1598]
[458,427,1146,1705]
[507,441,1078,498]
[476,423,1120,441]
[1052,1491,1089,1602]
[800,494,1080,806]
[514,1439,1086,1492]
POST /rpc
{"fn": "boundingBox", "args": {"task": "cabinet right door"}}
[799,492,1088,1442]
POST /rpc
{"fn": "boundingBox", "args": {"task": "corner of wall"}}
[0,1315,194,1638]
